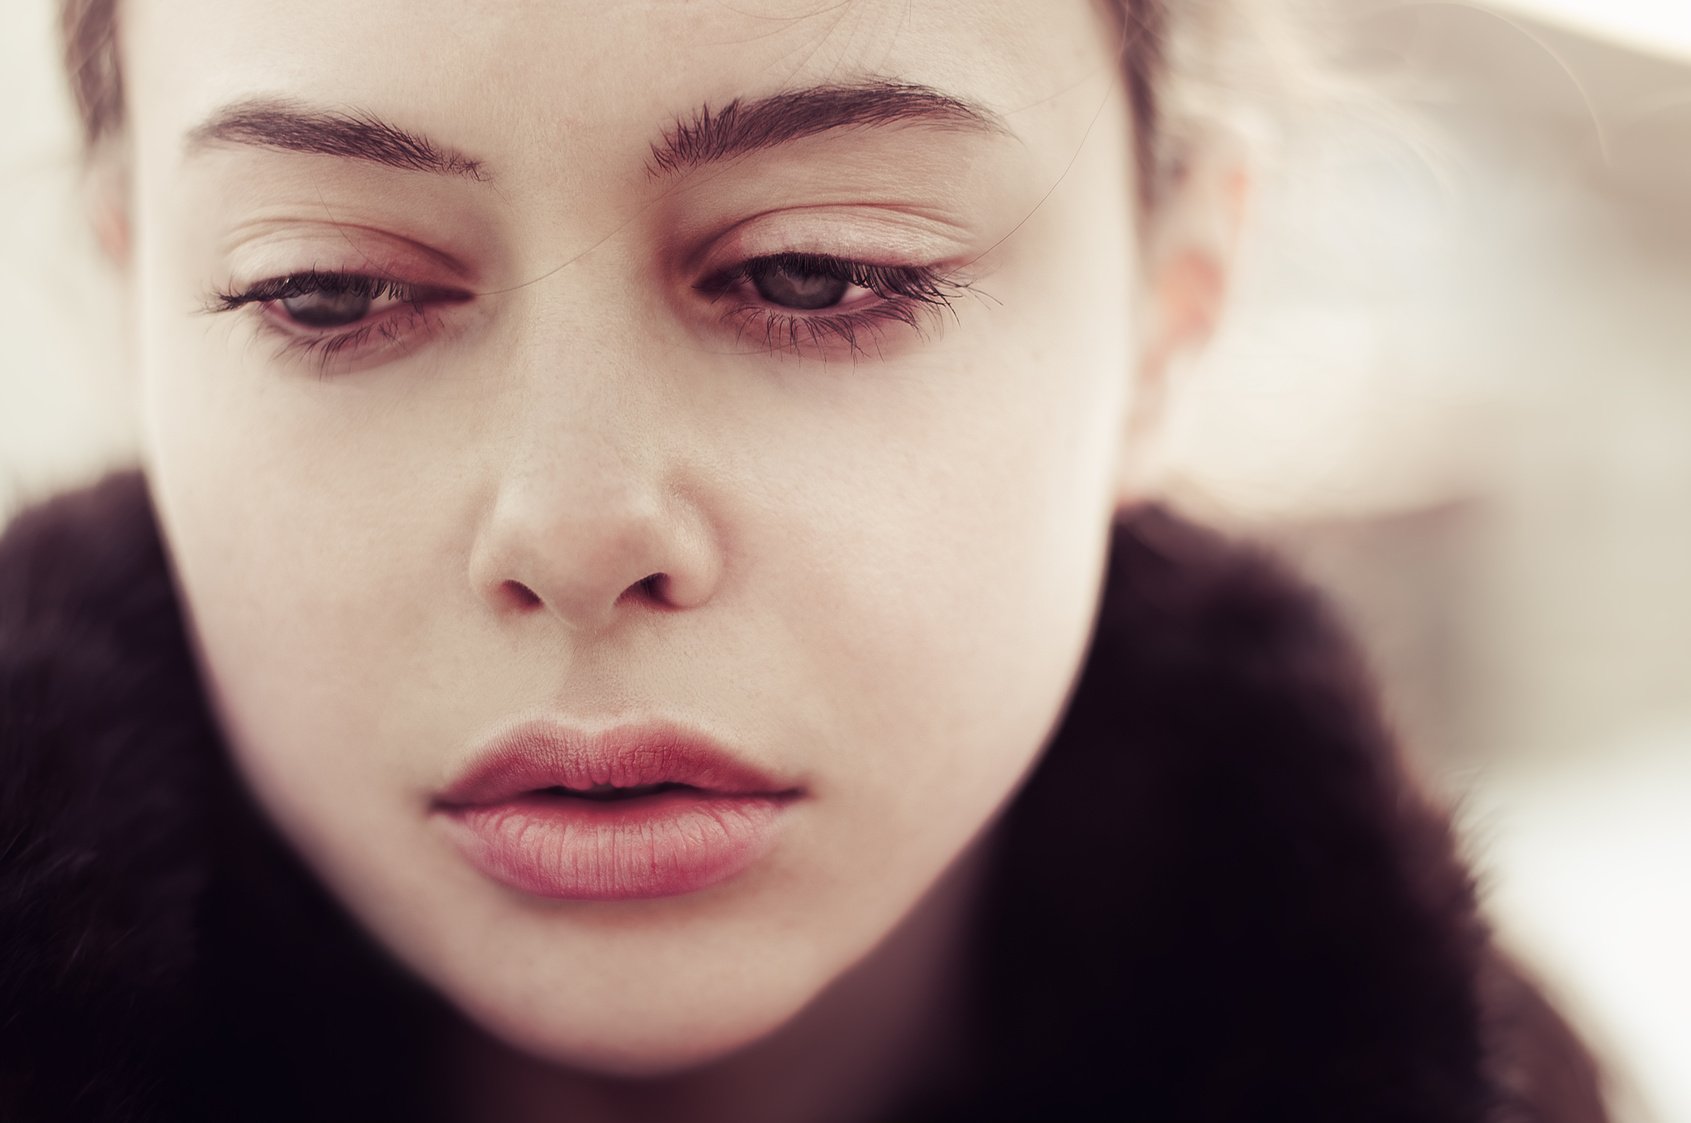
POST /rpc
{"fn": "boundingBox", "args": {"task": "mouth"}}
[531,781,699,802]
[430,719,803,901]
[433,718,800,809]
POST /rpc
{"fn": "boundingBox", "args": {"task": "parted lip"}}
[432,718,800,809]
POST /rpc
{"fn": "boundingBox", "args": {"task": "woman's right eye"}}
[277,285,388,328]
[205,270,468,374]
[213,271,433,328]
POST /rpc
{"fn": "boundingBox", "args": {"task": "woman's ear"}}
[82,145,133,269]
[1115,138,1252,509]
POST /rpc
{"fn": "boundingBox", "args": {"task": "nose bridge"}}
[467,292,715,631]
[503,260,674,495]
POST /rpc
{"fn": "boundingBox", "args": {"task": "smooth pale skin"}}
[108,1,1239,1120]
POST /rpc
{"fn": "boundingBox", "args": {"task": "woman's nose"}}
[466,433,723,634]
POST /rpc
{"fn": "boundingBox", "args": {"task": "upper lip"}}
[434,718,800,808]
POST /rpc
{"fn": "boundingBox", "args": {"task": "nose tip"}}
[469,480,721,633]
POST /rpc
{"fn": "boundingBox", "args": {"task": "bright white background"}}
[2,2,1686,1118]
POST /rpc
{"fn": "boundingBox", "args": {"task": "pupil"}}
[752,265,848,311]
[280,289,373,328]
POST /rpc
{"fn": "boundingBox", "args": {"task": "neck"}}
[441,826,998,1123]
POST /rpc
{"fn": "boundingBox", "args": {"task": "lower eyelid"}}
[717,297,954,360]
[256,303,442,370]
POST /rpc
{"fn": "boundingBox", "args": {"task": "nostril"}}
[617,573,663,604]
[500,580,543,610]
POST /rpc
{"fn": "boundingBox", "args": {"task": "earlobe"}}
[1139,249,1230,386]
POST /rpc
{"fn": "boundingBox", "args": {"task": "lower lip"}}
[434,789,797,901]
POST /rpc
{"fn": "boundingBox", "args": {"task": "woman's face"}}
[123,0,1146,1075]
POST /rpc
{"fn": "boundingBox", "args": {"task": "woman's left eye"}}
[698,251,969,358]
[743,258,859,311]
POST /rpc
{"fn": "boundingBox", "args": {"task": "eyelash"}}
[204,252,971,376]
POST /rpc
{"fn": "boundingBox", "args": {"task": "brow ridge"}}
[647,79,1010,179]
[185,97,490,181]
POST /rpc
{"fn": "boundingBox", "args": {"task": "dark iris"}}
[750,263,849,310]
[280,289,374,328]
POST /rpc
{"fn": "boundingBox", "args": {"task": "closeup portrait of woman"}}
[2,0,1656,1119]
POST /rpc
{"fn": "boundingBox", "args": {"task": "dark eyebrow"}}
[184,97,490,181]
[648,80,1010,179]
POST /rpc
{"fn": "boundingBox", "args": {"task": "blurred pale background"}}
[2,1,1686,1119]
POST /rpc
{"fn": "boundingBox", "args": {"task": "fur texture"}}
[0,471,1608,1121]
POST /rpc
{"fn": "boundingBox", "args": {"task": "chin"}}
[454,976,813,1081]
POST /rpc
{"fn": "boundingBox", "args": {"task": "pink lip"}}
[431,720,803,901]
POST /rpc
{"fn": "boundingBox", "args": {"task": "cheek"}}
[752,276,1136,903]
[135,287,487,872]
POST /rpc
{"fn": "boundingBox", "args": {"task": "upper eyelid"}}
[212,217,483,282]
[700,254,949,297]
[208,272,396,312]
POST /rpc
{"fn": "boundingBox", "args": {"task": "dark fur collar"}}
[0,471,1605,1122]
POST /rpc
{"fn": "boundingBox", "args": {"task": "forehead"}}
[121,0,1122,190]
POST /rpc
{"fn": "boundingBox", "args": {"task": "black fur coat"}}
[0,471,1608,1122]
